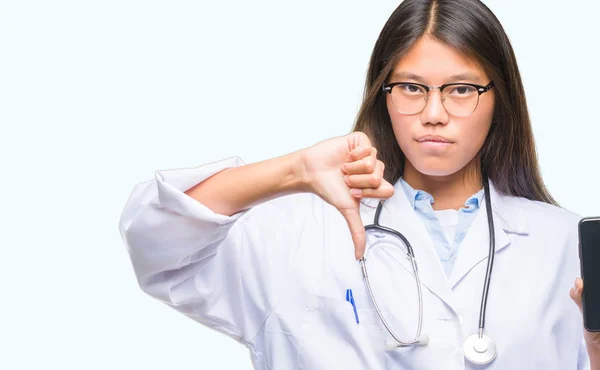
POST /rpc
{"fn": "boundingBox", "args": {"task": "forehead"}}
[392,36,488,83]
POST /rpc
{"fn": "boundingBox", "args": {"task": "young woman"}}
[119,0,599,368]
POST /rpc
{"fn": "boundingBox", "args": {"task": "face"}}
[386,36,495,178]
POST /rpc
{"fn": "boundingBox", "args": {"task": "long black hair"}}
[353,0,556,205]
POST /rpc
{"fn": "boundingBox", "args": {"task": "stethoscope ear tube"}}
[463,175,497,365]
[478,176,495,333]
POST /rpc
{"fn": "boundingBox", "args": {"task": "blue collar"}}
[399,177,484,212]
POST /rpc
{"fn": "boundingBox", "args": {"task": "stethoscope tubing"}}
[478,177,495,332]
[360,176,496,354]
[359,242,424,345]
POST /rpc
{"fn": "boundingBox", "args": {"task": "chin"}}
[409,158,466,178]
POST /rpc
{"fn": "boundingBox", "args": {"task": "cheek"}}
[387,99,415,149]
[455,121,491,160]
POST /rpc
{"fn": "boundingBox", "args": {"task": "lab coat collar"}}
[448,179,529,289]
[486,180,528,235]
[360,177,528,313]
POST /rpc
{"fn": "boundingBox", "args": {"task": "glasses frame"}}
[381,80,495,116]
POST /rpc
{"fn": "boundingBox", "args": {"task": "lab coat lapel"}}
[363,181,458,312]
[448,180,528,289]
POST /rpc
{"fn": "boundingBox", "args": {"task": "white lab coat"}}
[119,157,590,370]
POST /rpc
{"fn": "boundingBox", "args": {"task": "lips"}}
[415,134,454,143]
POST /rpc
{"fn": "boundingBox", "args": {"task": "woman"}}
[119,0,599,368]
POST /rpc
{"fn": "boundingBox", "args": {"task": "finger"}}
[347,145,373,162]
[346,173,382,189]
[344,148,378,174]
[570,277,584,313]
[344,160,384,188]
[350,180,395,199]
[347,131,372,152]
[338,207,366,261]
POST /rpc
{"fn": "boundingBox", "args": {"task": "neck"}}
[403,160,483,211]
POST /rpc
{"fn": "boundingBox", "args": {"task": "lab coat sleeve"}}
[118,156,313,344]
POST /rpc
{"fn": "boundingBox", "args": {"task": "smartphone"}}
[579,217,600,332]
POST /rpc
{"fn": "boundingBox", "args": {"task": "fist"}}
[301,131,394,259]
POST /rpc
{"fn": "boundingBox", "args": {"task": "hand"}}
[300,131,394,260]
[570,278,600,350]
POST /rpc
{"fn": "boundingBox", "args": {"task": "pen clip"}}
[345,289,360,324]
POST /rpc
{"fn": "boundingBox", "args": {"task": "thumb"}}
[570,277,584,314]
[339,206,366,260]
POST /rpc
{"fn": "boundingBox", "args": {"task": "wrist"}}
[280,149,312,194]
[588,343,600,369]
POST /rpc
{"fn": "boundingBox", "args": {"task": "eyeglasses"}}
[382,81,495,116]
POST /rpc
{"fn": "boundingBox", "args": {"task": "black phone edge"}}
[578,216,600,332]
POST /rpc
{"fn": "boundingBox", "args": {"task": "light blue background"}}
[1,0,598,369]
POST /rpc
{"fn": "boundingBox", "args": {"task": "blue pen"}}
[345,289,360,324]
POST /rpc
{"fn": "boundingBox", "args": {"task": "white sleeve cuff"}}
[154,156,248,227]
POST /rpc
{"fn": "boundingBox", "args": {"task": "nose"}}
[419,88,449,126]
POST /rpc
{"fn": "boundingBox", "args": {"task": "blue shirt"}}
[399,178,484,277]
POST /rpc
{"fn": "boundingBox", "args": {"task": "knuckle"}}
[363,160,375,173]
[367,182,394,199]
[385,183,395,197]
[369,174,381,187]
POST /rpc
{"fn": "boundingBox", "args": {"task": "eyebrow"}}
[391,71,482,83]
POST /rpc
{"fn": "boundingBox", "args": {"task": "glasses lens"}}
[442,84,480,116]
[390,83,427,114]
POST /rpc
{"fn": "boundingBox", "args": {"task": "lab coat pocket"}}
[299,294,386,370]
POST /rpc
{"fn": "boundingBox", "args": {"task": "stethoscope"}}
[358,177,497,365]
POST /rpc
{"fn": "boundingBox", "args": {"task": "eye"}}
[447,85,477,96]
[398,84,426,95]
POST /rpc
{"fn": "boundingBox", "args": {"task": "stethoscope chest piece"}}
[463,333,497,364]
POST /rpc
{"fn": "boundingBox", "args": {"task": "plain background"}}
[1,0,599,369]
